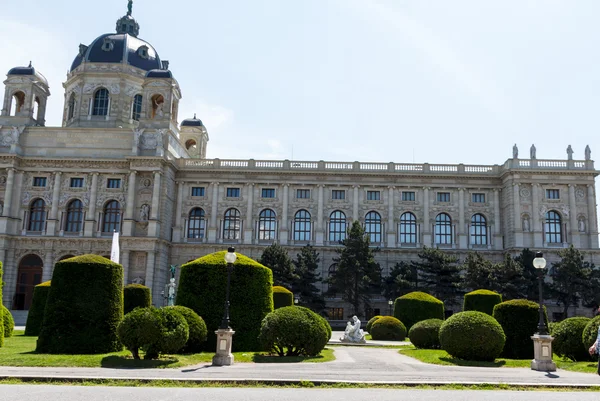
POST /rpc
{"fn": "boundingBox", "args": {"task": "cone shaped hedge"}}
[394,291,444,331]
[273,286,293,309]
[24,281,51,336]
[176,251,273,351]
[36,255,123,354]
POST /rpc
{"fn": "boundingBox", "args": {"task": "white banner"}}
[110,231,120,264]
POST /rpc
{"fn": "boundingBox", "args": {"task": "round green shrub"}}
[370,316,406,341]
[124,284,152,314]
[583,315,600,350]
[492,299,548,359]
[176,251,273,352]
[366,315,382,333]
[36,255,124,354]
[258,306,329,356]
[394,292,444,331]
[463,289,502,316]
[117,307,161,359]
[165,305,207,353]
[2,305,14,338]
[273,286,293,309]
[25,281,51,336]
[145,308,189,359]
[440,311,505,361]
[408,318,443,349]
[552,317,592,362]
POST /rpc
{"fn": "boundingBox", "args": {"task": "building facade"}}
[1,4,598,321]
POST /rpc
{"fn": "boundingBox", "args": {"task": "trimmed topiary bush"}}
[117,307,161,359]
[2,305,14,338]
[124,284,152,314]
[552,317,592,362]
[36,255,124,354]
[176,251,273,352]
[370,316,406,341]
[463,289,502,316]
[440,311,505,361]
[492,299,548,359]
[408,318,443,349]
[394,291,444,331]
[583,315,600,350]
[258,306,329,356]
[366,315,382,333]
[273,286,293,309]
[165,305,207,353]
[144,308,189,359]
[25,281,51,336]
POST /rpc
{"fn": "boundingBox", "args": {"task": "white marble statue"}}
[340,315,366,343]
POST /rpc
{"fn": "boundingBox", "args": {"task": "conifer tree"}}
[293,244,326,314]
[259,243,298,290]
[411,246,462,307]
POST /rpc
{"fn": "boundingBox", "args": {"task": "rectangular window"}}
[107,178,121,189]
[472,193,485,203]
[402,191,416,201]
[366,191,381,201]
[546,189,560,199]
[70,178,84,188]
[332,190,345,200]
[262,188,276,198]
[191,187,205,197]
[437,192,450,202]
[226,187,240,198]
[33,177,47,187]
[296,189,310,199]
[328,308,344,320]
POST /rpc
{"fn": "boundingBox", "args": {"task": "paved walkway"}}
[0,346,598,386]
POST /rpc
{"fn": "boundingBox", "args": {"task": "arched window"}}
[11,91,25,115]
[151,94,165,119]
[329,210,346,242]
[32,96,40,121]
[258,209,277,240]
[365,211,382,243]
[67,93,76,120]
[14,254,43,310]
[28,199,46,232]
[65,199,83,233]
[131,94,143,121]
[187,207,205,239]
[400,212,417,244]
[102,200,121,233]
[545,211,562,244]
[293,210,311,241]
[435,213,452,245]
[223,208,241,240]
[327,263,338,294]
[470,214,487,245]
[92,88,109,116]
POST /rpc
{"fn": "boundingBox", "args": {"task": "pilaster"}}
[147,171,161,237]
[122,171,137,236]
[208,182,219,242]
[243,183,254,244]
[84,173,99,237]
[279,184,289,245]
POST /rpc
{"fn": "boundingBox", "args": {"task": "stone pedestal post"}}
[212,328,235,366]
[530,334,557,372]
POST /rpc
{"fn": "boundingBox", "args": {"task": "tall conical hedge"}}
[124,284,152,314]
[394,291,444,331]
[24,281,51,336]
[273,286,293,309]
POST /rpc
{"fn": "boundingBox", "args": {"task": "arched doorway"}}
[14,254,43,310]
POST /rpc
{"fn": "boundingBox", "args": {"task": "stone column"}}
[387,186,396,247]
[316,185,324,245]
[47,172,62,235]
[243,183,254,244]
[532,184,542,248]
[172,181,184,242]
[208,182,219,242]
[458,188,467,248]
[3,168,15,217]
[42,251,53,282]
[493,189,502,250]
[422,187,431,246]
[353,185,359,221]
[145,250,156,290]
[84,173,99,236]
[513,183,523,247]
[122,250,130,284]
[148,171,161,237]
[280,184,289,245]
[568,184,579,247]
[122,171,137,236]
[3,248,16,307]
[588,185,599,248]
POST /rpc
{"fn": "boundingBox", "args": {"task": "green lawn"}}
[399,347,599,374]
[0,331,334,368]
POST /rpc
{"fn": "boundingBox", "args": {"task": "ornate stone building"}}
[0,3,598,322]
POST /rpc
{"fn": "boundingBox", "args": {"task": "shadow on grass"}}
[100,355,177,369]
[252,354,326,363]
[438,357,507,368]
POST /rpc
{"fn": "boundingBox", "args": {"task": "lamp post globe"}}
[533,251,548,335]
[388,299,393,316]
[219,247,236,330]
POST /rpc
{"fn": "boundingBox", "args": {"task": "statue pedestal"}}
[530,334,556,372]
[212,328,235,366]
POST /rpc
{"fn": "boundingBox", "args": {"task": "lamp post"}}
[388,299,393,316]
[530,251,556,372]
[294,296,299,305]
[212,247,237,366]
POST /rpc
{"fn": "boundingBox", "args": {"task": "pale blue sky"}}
[0,0,597,166]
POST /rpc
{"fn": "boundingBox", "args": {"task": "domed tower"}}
[0,62,51,127]
[62,0,181,130]
[180,114,209,159]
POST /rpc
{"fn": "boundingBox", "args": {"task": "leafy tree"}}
[490,254,526,300]
[383,261,418,300]
[514,248,538,300]
[259,243,298,289]
[293,244,326,314]
[462,252,494,291]
[327,221,382,317]
[549,245,596,318]
[411,247,462,307]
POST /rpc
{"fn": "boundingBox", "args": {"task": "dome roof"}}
[181,115,204,128]
[70,33,162,72]
[146,69,173,79]
[7,63,48,86]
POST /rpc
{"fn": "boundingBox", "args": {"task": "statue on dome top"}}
[127,0,133,16]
